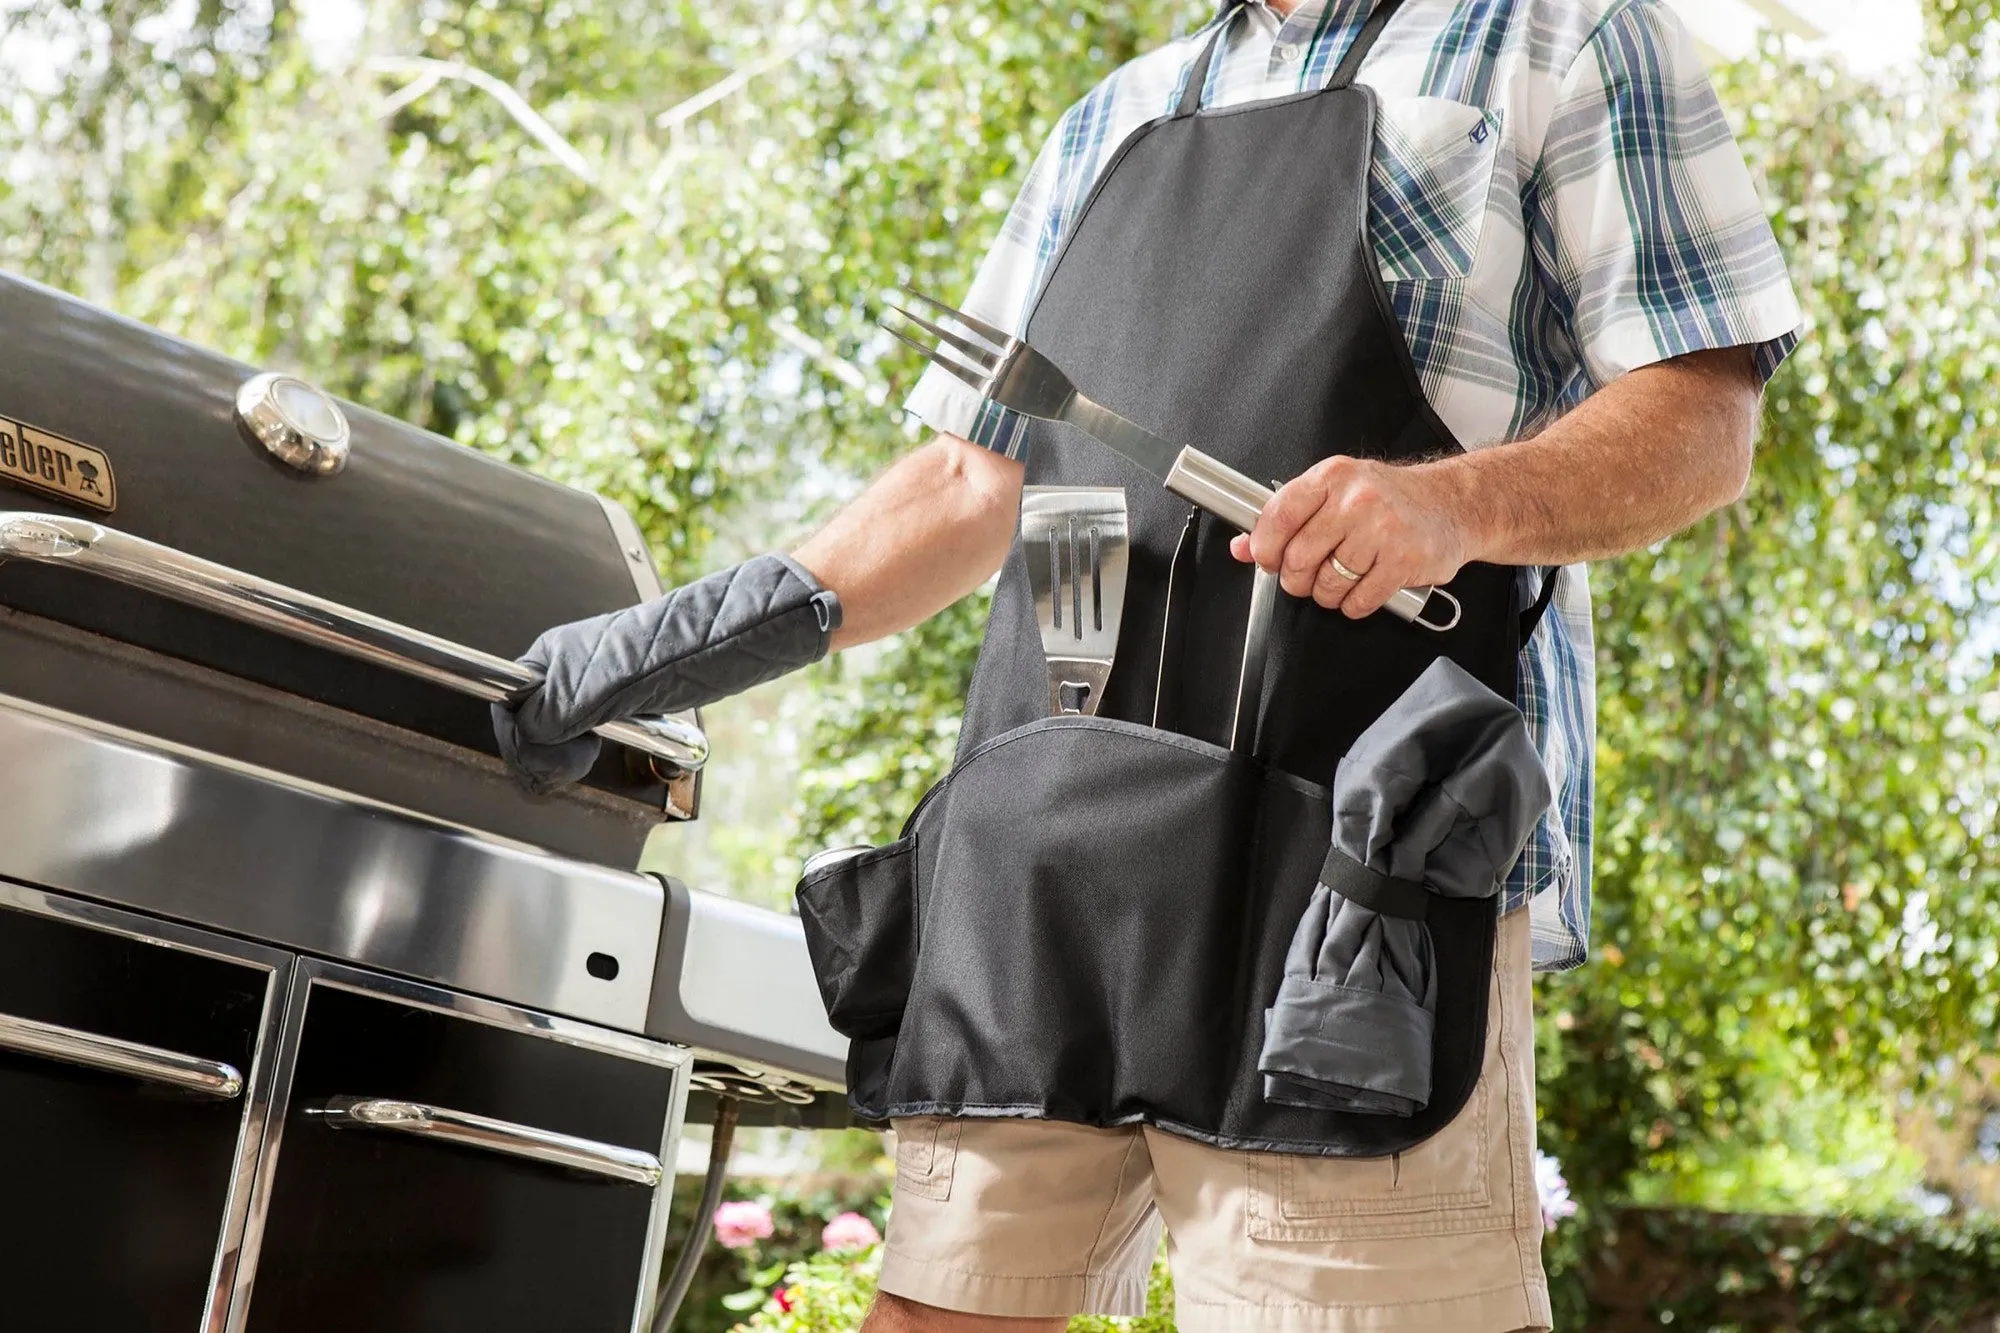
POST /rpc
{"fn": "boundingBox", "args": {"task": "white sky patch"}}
[298,0,367,70]
[1667,0,1925,75]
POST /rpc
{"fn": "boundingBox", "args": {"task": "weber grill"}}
[0,270,846,1333]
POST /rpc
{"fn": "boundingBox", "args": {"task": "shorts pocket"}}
[1245,1060,1511,1241]
[893,1117,962,1203]
[796,839,917,1040]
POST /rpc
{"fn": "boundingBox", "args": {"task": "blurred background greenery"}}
[4,0,1998,1325]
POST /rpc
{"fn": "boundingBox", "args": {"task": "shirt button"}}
[1277,41,1305,62]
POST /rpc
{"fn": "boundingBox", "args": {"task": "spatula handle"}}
[1162,447,1460,633]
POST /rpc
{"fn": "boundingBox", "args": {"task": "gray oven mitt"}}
[1259,657,1549,1116]
[491,553,841,792]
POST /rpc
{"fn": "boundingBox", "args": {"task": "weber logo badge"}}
[0,415,116,513]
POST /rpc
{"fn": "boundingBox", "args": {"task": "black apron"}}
[800,0,1547,1156]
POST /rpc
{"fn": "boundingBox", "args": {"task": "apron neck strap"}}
[1328,0,1408,89]
[1179,0,1409,119]
[1176,8,1239,119]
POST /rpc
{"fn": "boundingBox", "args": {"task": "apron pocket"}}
[886,716,1320,1128]
[796,839,918,1041]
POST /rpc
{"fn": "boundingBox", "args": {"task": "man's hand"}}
[1229,456,1474,619]
[1230,345,1766,612]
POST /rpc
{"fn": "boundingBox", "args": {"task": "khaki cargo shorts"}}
[878,908,1550,1332]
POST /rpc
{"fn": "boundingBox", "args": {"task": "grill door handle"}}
[0,1012,245,1098]
[0,511,709,775]
[313,1095,663,1186]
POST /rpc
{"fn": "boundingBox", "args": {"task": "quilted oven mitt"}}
[492,554,841,792]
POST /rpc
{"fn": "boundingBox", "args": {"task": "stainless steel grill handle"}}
[0,511,709,774]
[312,1095,663,1186]
[0,1011,245,1098]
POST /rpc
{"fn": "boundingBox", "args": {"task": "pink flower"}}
[774,1287,796,1313]
[820,1210,882,1252]
[713,1200,775,1249]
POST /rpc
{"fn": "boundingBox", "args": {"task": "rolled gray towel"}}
[1260,657,1549,1116]
[492,553,842,792]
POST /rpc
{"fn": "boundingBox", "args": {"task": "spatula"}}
[1021,487,1129,716]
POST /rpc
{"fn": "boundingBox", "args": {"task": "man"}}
[497,1,1801,1328]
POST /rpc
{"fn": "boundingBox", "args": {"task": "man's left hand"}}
[1229,455,1476,619]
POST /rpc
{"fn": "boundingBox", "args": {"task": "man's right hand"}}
[495,433,1021,792]
[493,553,841,792]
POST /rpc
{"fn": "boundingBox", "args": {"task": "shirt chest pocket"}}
[1369,96,1505,283]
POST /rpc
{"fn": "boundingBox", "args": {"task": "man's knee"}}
[861,1291,1067,1333]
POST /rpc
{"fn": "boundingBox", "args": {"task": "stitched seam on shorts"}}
[1269,1082,1493,1221]
[895,1118,960,1202]
[1172,1277,1544,1312]
[1082,1129,1146,1275]
[880,1250,1131,1282]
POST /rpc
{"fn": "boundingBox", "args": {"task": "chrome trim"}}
[0,511,709,773]
[233,372,351,476]
[0,1011,241,1097]
[204,956,295,1333]
[594,492,666,601]
[0,883,292,1333]
[0,694,665,1031]
[313,1095,662,1186]
[223,959,692,1333]
[646,876,847,1089]
[635,1057,692,1333]
[223,958,313,1333]
[309,962,687,1068]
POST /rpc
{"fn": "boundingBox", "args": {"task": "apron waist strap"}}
[1319,849,1430,921]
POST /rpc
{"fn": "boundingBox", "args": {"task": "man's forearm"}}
[1236,346,1765,616]
[792,434,1024,651]
[1428,346,1762,567]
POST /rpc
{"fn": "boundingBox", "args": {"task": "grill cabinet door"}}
[0,886,287,1333]
[239,967,684,1333]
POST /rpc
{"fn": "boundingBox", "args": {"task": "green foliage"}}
[726,1241,1179,1333]
[1535,28,2000,1210]
[1578,1206,2000,1332]
[796,592,988,850]
[658,1166,890,1333]
[730,1246,883,1333]
[716,1202,2000,1332]
[1064,1246,1180,1333]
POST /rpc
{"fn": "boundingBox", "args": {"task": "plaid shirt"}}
[906,0,1803,971]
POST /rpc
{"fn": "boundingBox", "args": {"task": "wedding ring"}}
[1328,555,1363,582]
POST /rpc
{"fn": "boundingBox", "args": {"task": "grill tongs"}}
[884,292,1460,633]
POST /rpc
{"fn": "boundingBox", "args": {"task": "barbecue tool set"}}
[885,290,1463,634]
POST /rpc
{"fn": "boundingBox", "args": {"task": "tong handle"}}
[1161,448,1461,633]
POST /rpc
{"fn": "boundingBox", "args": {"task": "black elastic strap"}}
[1320,848,1430,922]
[1329,0,1412,89]
[1519,566,1561,644]
[1176,7,1239,118]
